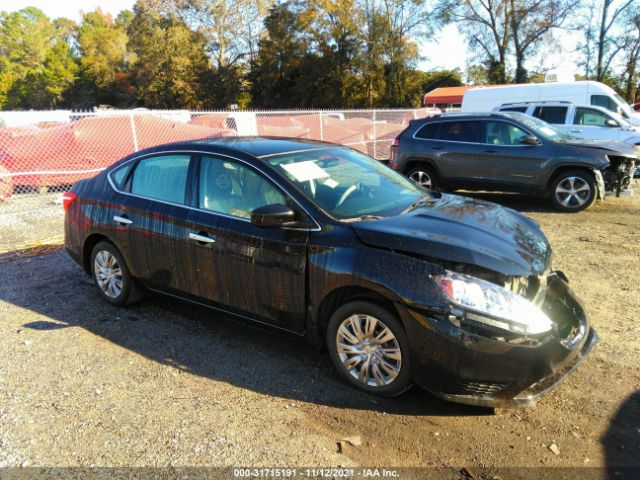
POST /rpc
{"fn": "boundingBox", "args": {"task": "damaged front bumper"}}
[401,272,598,408]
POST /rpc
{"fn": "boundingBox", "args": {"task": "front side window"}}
[130,154,191,204]
[199,156,285,219]
[590,95,616,111]
[532,106,568,124]
[267,147,426,220]
[439,121,481,143]
[574,108,613,126]
[483,121,529,145]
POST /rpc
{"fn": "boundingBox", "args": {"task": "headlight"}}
[433,270,553,335]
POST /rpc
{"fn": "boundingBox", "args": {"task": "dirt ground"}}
[0,186,639,479]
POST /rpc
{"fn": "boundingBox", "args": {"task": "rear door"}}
[111,153,195,294]
[423,120,481,185]
[184,154,309,333]
[478,120,548,188]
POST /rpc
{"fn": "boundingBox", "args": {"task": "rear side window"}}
[111,163,133,189]
[130,154,191,204]
[439,121,481,143]
[532,106,568,124]
[499,106,528,113]
[415,122,440,139]
[575,107,613,126]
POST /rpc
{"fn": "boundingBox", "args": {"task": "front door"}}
[478,120,548,188]
[185,154,309,333]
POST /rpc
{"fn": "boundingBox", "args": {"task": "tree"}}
[128,0,213,108]
[620,4,640,101]
[441,0,511,83]
[0,7,77,109]
[73,9,132,107]
[508,0,573,82]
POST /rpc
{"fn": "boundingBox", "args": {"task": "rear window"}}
[439,121,481,143]
[415,122,440,139]
[532,106,568,124]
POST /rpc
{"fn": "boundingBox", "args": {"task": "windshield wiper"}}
[342,214,383,222]
[401,195,436,214]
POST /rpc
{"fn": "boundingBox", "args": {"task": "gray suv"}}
[389,112,638,212]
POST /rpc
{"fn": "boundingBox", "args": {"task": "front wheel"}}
[549,170,596,212]
[326,301,412,396]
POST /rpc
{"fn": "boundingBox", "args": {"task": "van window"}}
[574,108,614,126]
[532,106,568,124]
[500,106,528,113]
[415,123,440,139]
[439,121,481,143]
[591,95,627,118]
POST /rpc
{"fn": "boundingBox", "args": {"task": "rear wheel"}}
[326,301,411,396]
[549,170,596,212]
[90,241,142,306]
[406,165,439,190]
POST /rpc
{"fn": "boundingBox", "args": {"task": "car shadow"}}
[2,249,490,417]
[602,390,640,479]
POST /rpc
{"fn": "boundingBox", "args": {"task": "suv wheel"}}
[549,170,596,212]
[407,165,439,190]
[326,301,412,396]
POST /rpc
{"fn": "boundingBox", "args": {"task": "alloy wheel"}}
[94,250,123,299]
[336,314,402,387]
[409,170,432,189]
[555,176,591,208]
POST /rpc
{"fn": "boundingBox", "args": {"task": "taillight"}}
[62,192,77,211]
[391,137,400,147]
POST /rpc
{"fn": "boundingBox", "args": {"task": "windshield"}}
[266,147,428,220]
[514,115,575,141]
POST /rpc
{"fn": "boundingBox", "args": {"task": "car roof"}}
[188,136,337,158]
[416,111,526,122]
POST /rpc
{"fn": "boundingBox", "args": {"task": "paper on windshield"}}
[281,161,330,182]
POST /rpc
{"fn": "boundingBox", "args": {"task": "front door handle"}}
[431,145,444,150]
[189,232,216,244]
[113,215,133,225]
[571,129,583,133]
[484,149,497,153]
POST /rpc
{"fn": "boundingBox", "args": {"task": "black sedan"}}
[64,137,597,407]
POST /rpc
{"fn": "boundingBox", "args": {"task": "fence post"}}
[372,110,377,160]
[319,111,324,142]
[129,112,139,152]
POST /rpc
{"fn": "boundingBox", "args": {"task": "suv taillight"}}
[391,137,400,148]
[62,192,77,211]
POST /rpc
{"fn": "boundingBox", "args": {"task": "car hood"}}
[351,194,551,276]
[560,138,639,157]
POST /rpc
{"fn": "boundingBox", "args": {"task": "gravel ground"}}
[0,186,639,478]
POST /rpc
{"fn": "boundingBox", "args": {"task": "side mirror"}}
[251,203,296,228]
[520,135,541,145]
[605,119,618,127]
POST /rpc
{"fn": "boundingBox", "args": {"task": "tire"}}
[549,170,597,212]
[90,241,142,307]
[326,301,412,397]
[406,165,439,190]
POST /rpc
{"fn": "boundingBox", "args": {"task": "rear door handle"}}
[571,129,583,133]
[431,146,444,150]
[484,149,497,153]
[189,232,216,244]
[113,215,133,225]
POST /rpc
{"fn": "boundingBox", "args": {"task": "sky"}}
[4,0,581,79]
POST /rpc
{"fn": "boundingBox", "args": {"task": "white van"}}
[462,81,640,126]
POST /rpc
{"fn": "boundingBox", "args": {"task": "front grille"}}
[441,380,508,397]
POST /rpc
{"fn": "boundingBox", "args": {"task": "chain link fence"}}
[0,108,436,254]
